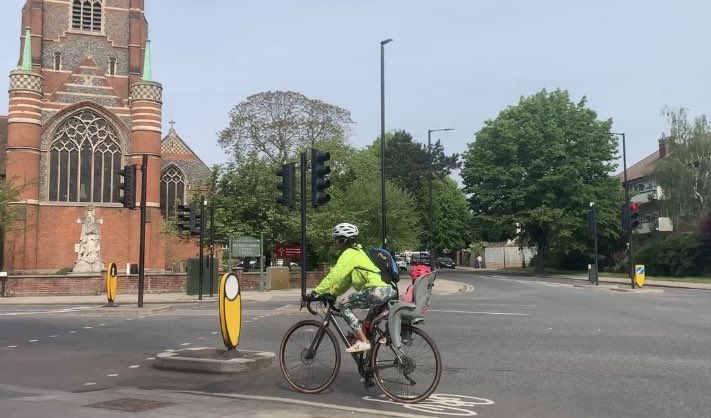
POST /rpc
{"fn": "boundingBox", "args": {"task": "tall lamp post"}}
[612,132,634,289]
[380,38,393,249]
[427,128,453,259]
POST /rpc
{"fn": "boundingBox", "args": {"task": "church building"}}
[0,0,210,274]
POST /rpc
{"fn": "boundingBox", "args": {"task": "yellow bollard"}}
[634,264,646,288]
[218,272,241,349]
[104,262,119,307]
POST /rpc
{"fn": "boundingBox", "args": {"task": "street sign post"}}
[231,236,265,291]
[635,264,645,288]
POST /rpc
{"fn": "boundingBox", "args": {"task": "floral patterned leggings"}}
[338,285,397,332]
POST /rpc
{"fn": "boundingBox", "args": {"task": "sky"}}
[1,0,710,174]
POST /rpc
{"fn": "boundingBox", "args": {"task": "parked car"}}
[436,256,456,269]
[410,253,433,267]
[395,256,407,271]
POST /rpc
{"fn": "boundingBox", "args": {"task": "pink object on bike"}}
[401,265,431,304]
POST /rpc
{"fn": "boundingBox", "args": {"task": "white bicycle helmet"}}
[332,223,359,238]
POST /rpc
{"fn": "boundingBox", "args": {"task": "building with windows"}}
[0,0,209,274]
[617,137,673,236]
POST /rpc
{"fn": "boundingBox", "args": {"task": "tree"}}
[424,177,472,254]
[374,130,460,197]
[654,107,711,230]
[461,89,623,273]
[218,91,354,165]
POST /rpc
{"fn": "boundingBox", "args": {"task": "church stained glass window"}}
[160,166,186,219]
[49,110,122,203]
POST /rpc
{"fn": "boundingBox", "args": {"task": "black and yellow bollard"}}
[218,272,241,349]
[103,262,119,307]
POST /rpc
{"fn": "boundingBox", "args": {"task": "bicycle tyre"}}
[279,320,341,394]
[372,325,442,403]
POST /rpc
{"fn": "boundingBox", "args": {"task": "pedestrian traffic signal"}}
[276,163,296,208]
[175,204,193,233]
[118,165,136,209]
[311,148,331,207]
[629,202,640,229]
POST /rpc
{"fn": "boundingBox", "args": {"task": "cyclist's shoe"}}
[346,340,371,353]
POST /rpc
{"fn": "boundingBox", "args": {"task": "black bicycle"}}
[278,277,441,403]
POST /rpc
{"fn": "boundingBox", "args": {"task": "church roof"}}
[47,56,125,108]
[161,125,211,186]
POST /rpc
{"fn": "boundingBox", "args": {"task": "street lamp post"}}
[612,132,634,289]
[427,128,453,260]
[380,38,393,249]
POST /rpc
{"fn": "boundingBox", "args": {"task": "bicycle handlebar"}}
[302,293,337,315]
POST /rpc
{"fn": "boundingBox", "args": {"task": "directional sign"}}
[231,236,261,257]
[275,243,301,259]
[635,264,645,288]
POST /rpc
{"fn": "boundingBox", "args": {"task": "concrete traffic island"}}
[154,347,275,374]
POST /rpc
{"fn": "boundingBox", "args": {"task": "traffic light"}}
[175,204,193,233]
[629,202,640,229]
[118,165,136,209]
[276,163,296,208]
[311,148,331,207]
[191,208,202,236]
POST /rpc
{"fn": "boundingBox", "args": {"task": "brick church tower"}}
[3,0,166,273]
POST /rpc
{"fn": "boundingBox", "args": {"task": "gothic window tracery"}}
[160,166,186,219]
[72,0,102,32]
[49,110,122,203]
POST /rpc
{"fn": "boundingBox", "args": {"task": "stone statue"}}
[73,205,103,273]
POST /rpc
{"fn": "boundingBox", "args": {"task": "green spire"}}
[141,39,152,81]
[21,27,32,70]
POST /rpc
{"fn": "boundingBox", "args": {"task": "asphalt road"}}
[1,270,710,417]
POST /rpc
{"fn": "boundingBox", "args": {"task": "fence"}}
[483,247,535,269]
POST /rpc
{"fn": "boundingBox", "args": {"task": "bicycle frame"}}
[305,300,403,379]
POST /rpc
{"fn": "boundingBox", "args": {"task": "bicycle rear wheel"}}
[279,320,341,393]
[372,325,442,403]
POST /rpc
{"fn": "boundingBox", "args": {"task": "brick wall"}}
[0,270,327,297]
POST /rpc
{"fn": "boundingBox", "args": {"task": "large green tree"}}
[214,91,420,264]
[423,177,472,254]
[654,107,711,230]
[461,89,623,273]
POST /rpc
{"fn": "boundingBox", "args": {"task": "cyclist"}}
[312,222,397,353]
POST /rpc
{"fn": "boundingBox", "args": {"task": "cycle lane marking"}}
[363,393,495,416]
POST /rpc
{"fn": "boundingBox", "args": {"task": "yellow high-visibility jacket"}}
[314,244,386,296]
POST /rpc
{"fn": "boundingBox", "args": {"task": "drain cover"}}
[84,398,175,413]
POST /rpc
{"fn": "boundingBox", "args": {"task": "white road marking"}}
[83,326,92,329]
[106,374,119,377]
[83,382,96,386]
[364,393,495,416]
[244,320,251,323]
[196,337,205,340]
[430,309,530,316]
[7,345,18,348]
[181,343,191,346]
[146,357,155,360]
[129,365,140,369]
[211,331,219,334]
[28,339,38,343]
[69,331,77,333]
[0,307,93,316]
[49,335,58,338]
[99,323,106,326]
[180,390,436,418]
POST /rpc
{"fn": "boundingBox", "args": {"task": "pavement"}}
[456,265,711,290]
[0,276,467,306]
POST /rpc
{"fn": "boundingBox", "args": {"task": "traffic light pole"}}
[300,151,307,298]
[198,195,205,300]
[618,132,634,289]
[137,154,148,308]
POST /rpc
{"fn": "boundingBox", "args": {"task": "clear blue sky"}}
[1,0,710,172]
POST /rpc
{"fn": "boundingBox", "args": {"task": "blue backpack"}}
[363,248,400,285]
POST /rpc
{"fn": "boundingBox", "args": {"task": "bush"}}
[637,234,711,277]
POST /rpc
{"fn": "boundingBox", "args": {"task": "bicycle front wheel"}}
[372,325,442,403]
[279,320,341,394]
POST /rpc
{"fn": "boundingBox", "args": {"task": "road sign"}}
[231,236,261,257]
[635,264,645,288]
[275,243,302,259]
